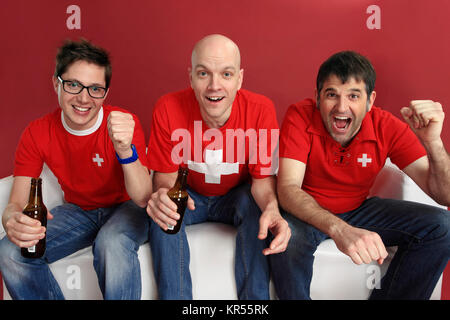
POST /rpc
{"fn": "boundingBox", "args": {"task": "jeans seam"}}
[384,236,414,299]
[179,231,184,298]
[238,228,249,299]
[235,206,250,300]
[46,222,97,243]
[353,225,422,241]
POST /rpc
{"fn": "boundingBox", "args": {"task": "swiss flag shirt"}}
[279,99,427,214]
[147,88,279,196]
[14,106,148,210]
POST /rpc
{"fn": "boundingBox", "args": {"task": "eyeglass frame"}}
[57,76,108,99]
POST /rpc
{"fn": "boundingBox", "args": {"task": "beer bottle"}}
[164,167,189,234]
[21,177,47,258]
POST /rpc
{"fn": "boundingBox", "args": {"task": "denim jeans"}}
[269,197,450,299]
[0,200,149,300]
[149,183,270,300]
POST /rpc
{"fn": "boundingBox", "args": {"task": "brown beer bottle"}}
[164,167,189,234]
[21,177,47,258]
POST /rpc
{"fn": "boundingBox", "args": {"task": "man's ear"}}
[367,90,376,112]
[188,67,193,88]
[315,88,320,109]
[52,76,59,94]
[237,68,244,90]
[103,88,110,100]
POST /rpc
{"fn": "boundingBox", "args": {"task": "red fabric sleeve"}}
[279,102,312,164]
[13,120,46,178]
[248,98,280,179]
[147,97,179,173]
[131,113,149,168]
[382,112,427,170]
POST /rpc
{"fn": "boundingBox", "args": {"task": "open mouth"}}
[205,96,225,103]
[333,116,352,132]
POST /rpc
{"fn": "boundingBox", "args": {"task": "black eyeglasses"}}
[58,76,107,99]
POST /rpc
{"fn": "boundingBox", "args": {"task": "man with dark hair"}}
[54,39,112,89]
[270,51,450,299]
[0,39,152,299]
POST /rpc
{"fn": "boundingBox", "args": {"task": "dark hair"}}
[316,51,376,98]
[54,39,112,88]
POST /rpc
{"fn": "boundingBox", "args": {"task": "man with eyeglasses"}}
[0,39,152,299]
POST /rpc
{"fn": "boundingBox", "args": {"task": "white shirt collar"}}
[61,107,104,136]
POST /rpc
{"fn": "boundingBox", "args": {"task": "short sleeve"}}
[279,103,312,164]
[147,97,179,173]
[248,99,280,178]
[386,116,426,170]
[131,114,149,168]
[14,123,45,178]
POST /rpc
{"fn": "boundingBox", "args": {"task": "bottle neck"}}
[28,178,43,207]
[176,168,189,191]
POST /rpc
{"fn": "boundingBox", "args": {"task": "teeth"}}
[335,116,349,120]
[207,96,224,101]
[74,106,89,112]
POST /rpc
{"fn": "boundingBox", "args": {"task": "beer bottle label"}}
[28,245,36,253]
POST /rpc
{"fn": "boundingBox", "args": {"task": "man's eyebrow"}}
[65,78,105,87]
[324,87,362,93]
[194,64,237,71]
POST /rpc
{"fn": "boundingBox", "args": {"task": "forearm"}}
[278,183,347,237]
[251,176,279,213]
[153,171,178,191]
[424,139,450,205]
[122,160,152,207]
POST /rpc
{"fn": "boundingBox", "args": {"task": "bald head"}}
[189,34,244,128]
[191,34,241,69]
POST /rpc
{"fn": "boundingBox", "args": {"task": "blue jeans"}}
[0,200,149,300]
[269,197,450,299]
[149,183,270,299]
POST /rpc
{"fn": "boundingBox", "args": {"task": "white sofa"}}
[0,160,445,300]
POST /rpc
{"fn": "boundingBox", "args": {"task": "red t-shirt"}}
[14,106,148,210]
[279,99,427,214]
[147,88,279,196]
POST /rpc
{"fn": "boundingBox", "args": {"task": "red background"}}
[0,0,448,299]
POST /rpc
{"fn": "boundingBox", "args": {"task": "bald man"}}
[146,34,290,299]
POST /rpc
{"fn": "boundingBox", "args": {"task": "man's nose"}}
[77,87,91,103]
[207,74,221,91]
[335,96,349,113]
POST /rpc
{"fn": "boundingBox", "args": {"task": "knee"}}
[0,237,23,269]
[235,185,256,209]
[420,207,450,245]
[281,210,321,253]
[94,230,139,258]
[437,210,450,241]
[0,237,11,266]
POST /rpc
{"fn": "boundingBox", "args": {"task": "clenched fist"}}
[107,111,135,158]
[400,100,445,145]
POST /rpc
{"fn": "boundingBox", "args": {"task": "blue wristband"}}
[116,144,138,164]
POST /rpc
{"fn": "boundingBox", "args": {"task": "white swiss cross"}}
[357,153,372,167]
[92,153,104,167]
[188,149,239,184]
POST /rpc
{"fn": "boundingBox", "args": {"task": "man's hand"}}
[4,206,53,249]
[107,111,135,158]
[146,188,195,231]
[400,100,444,145]
[332,223,388,265]
[258,208,291,256]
